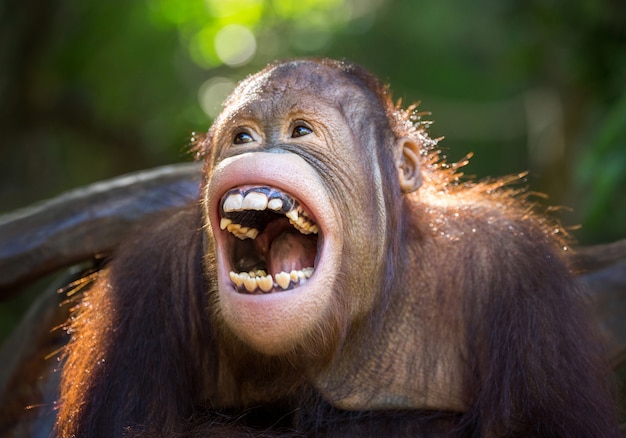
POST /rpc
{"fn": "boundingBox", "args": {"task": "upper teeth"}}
[220,221,259,240]
[220,188,318,239]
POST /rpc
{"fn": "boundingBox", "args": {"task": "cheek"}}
[337,157,389,316]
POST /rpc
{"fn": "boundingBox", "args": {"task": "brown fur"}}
[56,59,619,437]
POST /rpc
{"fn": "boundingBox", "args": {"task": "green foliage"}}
[148,0,347,68]
[576,95,626,243]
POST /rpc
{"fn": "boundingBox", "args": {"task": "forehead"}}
[219,61,378,121]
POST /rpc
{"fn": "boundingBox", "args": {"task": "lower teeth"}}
[229,267,314,293]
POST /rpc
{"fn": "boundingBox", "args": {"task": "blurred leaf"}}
[576,94,626,241]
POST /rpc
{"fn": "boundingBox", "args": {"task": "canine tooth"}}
[242,192,268,210]
[257,275,273,292]
[244,276,258,292]
[275,272,291,289]
[223,193,244,212]
[268,198,283,210]
[229,272,244,287]
[220,218,232,230]
[286,209,298,221]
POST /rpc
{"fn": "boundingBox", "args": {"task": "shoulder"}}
[113,203,204,261]
[415,183,573,276]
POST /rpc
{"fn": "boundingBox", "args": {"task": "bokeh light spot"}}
[198,77,236,118]
[214,24,257,67]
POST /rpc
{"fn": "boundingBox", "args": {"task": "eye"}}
[233,131,254,145]
[292,125,312,138]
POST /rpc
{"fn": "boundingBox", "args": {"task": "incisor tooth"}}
[244,276,258,292]
[242,192,268,210]
[275,272,291,289]
[258,275,273,292]
[223,193,244,212]
[220,218,232,230]
[268,198,283,211]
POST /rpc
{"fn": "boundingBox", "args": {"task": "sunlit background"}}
[0,0,625,334]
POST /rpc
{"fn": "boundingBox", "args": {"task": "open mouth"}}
[219,185,320,294]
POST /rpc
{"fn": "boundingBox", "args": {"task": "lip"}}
[205,151,342,353]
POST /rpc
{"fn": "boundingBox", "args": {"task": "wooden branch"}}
[0,163,202,297]
[573,239,626,271]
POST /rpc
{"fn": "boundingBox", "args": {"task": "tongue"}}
[267,230,316,275]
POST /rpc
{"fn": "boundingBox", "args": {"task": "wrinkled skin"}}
[56,59,619,437]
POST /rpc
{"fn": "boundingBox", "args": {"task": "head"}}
[198,59,423,365]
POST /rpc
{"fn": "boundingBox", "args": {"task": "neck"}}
[312,209,467,412]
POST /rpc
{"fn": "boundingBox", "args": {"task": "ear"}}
[396,137,422,193]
